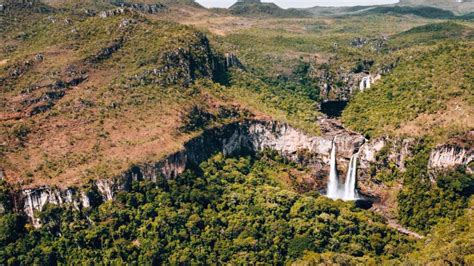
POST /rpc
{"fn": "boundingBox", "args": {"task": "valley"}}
[0,0,473,264]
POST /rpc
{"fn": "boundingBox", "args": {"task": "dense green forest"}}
[0,152,413,264]
[397,142,474,233]
[0,1,473,264]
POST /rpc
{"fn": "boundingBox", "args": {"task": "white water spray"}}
[326,141,359,200]
[343,153,358,200]
[327,141,339,199]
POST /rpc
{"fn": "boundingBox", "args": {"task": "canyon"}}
[8,118,472,228]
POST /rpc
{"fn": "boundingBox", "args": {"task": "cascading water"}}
[327,141,340,199]
[343,153,358,200]
[326,141,359,200]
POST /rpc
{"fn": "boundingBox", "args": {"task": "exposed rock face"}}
[13,118,472,227]
[0,169,5,181]
[315,67,376,101]
[1,53,89,119]
[86,38,124,64]
[359,75,372,91]
[428,131,474,172]
[22,187,77,227]
[15,120,364,226]
[98,3,166,18]
[1,0,51,13]
[359,138,386,167]
[312,55,389,101]
[2,0,38,8]
[356,137,419,198]
[224,52,243,69]
[359,137,416,172]
[237,0,262,3]
[112,2,167,14]
[429,145,473,171]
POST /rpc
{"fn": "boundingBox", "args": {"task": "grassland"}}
[1,1,473,190]
[0,1,473,265]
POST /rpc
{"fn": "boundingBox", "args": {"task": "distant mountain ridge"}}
[399,0,474,14]
[229,0,311,17]
[304,2,473,17]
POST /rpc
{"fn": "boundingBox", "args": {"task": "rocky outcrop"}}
[1,0,52,13]
[429,145,473,172]
[359,138,386,168]
[359,137,416,171]
[86,38,123,64]
[360,74,382,91]
[22,187,77,227]
[14,116,471,227]
[428,132,473,172]
[312,56,390,101]
[315,67,376,101]
[112,2,167,14]
[1,56,38,84]
[224,52,243,69]
[129,32,226,87]
[14,120,364,226]
[350,36,387,52]
[1,54,88,119]
[98,3,166,18]
[359,75,371,91]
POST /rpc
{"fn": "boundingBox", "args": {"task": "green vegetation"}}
[229,1,311,18]
[0,153,413,264]
[397,142,474,233]
[405,197,474,264]
[363,6,456,19]
[1,9,336,184]
[342,41,474,139]
[223,69,320,134]
[1,2,474,264]
[391,22,472,47]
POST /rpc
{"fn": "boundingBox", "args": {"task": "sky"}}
[195,0,399,8]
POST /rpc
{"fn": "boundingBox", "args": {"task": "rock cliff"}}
[15,120,362,226]
[11,121,473,227]
[428,132,474,172]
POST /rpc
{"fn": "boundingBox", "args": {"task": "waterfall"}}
[343,154,358,200]
[327,141,339,199]
[326,141,359,200]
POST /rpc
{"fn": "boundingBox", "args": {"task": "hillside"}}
[0,1,473,265]
[229,0,311,18]
[400,0,474,15]
[305,4,474,18]
[342,22,474,141]
[361,5,457,18]
[0,3,319,189]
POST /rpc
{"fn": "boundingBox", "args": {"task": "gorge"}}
[8,118,472,229]
[1,1,473,263]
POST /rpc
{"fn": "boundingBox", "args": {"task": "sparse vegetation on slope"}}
[363,6,457,19]
[0,11,234,187]
[229,0,311,18]
[342,40,473,140]
[1,2,473,264]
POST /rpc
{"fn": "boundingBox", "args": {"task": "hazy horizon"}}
[195,0,399,8]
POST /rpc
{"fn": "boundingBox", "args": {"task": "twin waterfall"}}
[326,141,359,200]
